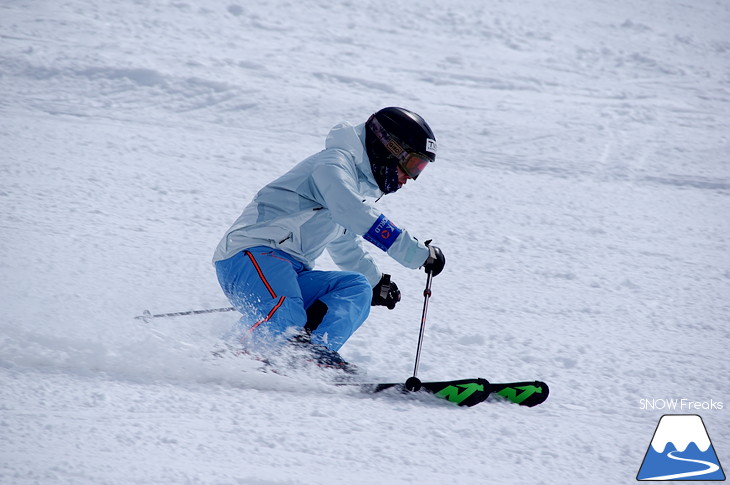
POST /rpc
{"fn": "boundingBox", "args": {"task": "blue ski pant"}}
[215,246,372,352]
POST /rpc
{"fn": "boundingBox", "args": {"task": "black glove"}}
[423,240,445,276]
[371,274,401,310]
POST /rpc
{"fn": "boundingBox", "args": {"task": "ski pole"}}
[134,306,235,323]
[405,270,434,392]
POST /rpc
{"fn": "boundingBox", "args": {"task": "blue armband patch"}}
[364,214,402,252]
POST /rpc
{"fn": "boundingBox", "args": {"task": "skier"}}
[213,107,446,373]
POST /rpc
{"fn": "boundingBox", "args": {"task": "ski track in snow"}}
[1,0,729,484]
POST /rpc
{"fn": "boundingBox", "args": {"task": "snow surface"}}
[1,0,729,483]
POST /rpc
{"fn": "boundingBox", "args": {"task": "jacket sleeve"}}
[311,156,429,274]
[327,231,382,287]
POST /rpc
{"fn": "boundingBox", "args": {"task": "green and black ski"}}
[349,378,549,407]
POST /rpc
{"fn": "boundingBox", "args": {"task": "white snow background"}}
[1,1,729,484]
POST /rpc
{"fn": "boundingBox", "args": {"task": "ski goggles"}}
[368,115,434,179]
[398,152,431,179]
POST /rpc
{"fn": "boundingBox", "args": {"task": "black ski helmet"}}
[365,107,437,194]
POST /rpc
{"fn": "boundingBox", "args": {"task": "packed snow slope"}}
[1,0,729,484]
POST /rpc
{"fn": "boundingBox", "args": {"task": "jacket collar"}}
[325,122,383,197]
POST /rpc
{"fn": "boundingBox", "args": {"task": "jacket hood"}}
[325,122,382,197]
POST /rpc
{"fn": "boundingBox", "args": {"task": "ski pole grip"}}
[379,273,391,299]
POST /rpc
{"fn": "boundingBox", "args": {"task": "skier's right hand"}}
[372,274,401,310]
[423,241,445,277]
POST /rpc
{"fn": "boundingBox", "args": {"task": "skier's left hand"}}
[423,241,445,277]
[371,274,401,310]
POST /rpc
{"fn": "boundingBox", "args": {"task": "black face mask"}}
[366,126,400,194]
[369,157,400,194]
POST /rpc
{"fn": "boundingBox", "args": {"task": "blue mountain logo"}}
[637,414,726,481]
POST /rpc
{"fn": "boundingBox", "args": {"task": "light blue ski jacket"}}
[212,122,429,286]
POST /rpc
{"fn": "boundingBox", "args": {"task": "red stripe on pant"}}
[243,251,285,332]
[249,295,286,332]
[244,250,277,299]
